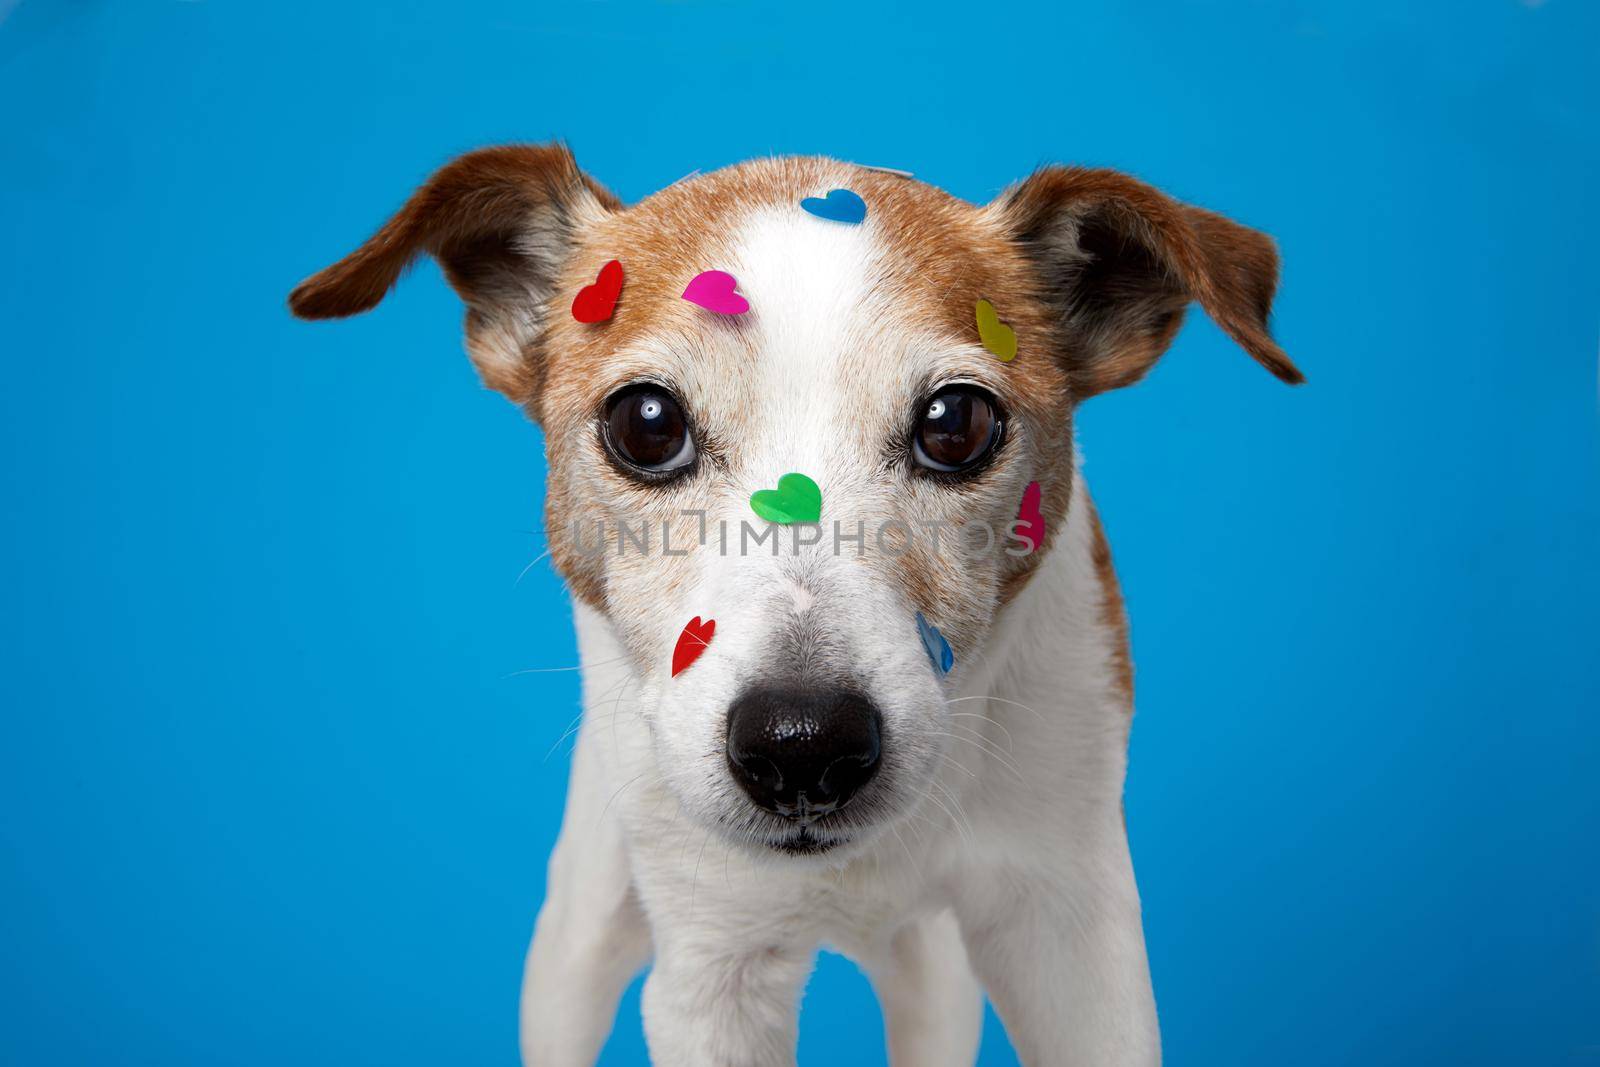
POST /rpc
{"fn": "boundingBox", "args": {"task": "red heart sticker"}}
[572,260,624,323]
[1015,481,1045,554]
[671,616,716,677]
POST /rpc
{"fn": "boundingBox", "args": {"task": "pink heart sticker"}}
[682,270,750,315]
[1016,481,1045,554]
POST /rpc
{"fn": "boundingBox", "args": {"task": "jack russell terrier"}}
[290,144,1300,1066]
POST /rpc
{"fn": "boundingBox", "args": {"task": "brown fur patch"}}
[1086,498,1134,707]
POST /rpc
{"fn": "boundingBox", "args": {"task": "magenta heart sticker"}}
[682,270,749,315]
[1015,481,1045,554]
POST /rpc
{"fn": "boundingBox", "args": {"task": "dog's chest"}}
[787,851,948,954]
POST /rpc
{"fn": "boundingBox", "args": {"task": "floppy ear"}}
[288,143,620,403]
[992,167,1302,397]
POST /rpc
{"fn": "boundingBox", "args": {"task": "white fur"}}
[520,482,1157,1066]
[519,190,1159,1065]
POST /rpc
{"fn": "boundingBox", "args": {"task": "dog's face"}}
[292,148,1297,859]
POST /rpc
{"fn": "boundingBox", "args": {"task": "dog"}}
[289,144,1300,1066]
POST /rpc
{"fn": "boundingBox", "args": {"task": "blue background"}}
[3,1,1596,1064]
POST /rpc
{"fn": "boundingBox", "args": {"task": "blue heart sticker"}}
[916,611,954,676]
[800,188,867,225]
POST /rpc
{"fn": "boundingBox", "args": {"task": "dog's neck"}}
[983,468,1125,679]
[945,466,1136,819]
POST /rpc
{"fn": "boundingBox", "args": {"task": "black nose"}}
[725,686,883,820]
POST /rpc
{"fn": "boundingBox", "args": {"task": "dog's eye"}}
[912,387,1001,473]
[603,386,697,475]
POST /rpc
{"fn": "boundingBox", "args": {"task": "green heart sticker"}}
[749,472,822,524]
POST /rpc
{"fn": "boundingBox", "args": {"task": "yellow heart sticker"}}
[975,299,1017,362]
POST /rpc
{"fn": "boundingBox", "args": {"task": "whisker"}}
[887,822,922,876]
[513,548,553,588]
[610,674,635,762]
[596,770,648,831]
[927,727,1026,782]
[920,776,977,848]
[947,710,1017,751]
[964,738,1027,783]
[944,693,1049,722]
[505,651,635,679]
[688,830,712,926]
[542,676,631,761]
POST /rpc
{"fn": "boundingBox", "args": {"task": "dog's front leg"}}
[954,833,1159,1066]
[519,743,652,1065]
[860,908,985,1067]
[639,924,814,1066]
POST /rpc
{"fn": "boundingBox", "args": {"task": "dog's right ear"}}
[288,143,620,404]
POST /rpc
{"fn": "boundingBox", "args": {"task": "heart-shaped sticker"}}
[975,299,1017,362]
[572,260,624,323]
[682,270,750,315]
[1015,480,1044,554]
[800,188,867,224]
[672,616,716,677]
[917,612,954,675]
[749,472,822,525]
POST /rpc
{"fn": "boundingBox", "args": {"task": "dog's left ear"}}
[991,167,1302,396]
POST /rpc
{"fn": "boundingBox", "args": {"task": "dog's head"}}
[291,146,1298,859]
